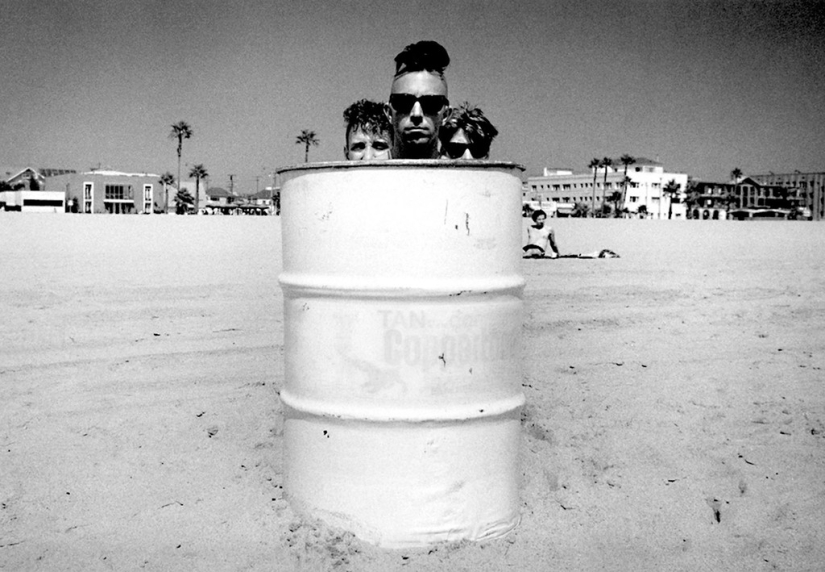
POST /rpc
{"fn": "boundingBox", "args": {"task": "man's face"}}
[389,71,448,158]
[345,128,391,161]
[443,128,475,160]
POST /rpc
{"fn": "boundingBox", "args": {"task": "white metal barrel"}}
[278,160,526,548]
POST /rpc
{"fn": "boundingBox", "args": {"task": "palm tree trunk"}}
[305,143,309,163]
[591,171,598,218]
[602,167,609,216]
[621,165,629,216]
[177,146,182,213]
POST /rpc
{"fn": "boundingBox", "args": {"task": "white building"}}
[0,190,66,213]
[526,158,688,219]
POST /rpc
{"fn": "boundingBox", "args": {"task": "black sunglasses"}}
[444,142,485,159]
[389,94,449,115]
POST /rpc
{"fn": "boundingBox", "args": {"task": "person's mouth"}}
[404,128,429,140]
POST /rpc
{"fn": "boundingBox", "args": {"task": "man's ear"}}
[383,103,393,124]
[343,144,350,160]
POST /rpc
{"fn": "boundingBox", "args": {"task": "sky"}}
[2,0,824,192]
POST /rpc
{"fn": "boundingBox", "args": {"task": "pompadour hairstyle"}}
[438,102,500,158]
[394,40,450,77]
[343,99,392,141]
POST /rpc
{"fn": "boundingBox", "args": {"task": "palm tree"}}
[663,179,681,220]
[730,167,743,214]
[683,179,699,218]
[620,176,633,216]
[588,158,600,217]
[175,187,195,215]
[608,190,623,217]
[619,154,636,213]
[572,202,590,218]
[188,164,208,213]
[159,172,175,214]
[296,129,320,162]
[169,121,193,204]
[601,157,613,217]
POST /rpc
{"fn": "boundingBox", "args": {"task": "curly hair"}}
[343,99,392,143]
[394,40,450,77]
[438,102,499,159]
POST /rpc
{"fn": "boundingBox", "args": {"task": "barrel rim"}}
[279,389,526,422]
[278,272,526,298]
[276,159,525,175]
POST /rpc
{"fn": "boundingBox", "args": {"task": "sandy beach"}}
[1,214,823,571]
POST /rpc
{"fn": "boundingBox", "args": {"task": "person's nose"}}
[363,146,375,160]
[410,101,424,123]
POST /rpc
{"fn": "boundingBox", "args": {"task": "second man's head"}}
[388,41,450,159]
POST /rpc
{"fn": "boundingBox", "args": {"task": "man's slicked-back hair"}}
[343,99,393,143]
[394,40,450,78]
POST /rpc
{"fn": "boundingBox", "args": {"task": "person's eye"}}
[350,143,366,151]
[372,141,389,151]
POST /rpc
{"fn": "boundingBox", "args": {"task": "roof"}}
[39,168,77,177]
[206,187,234,198]
[0,167,41,181]
[81,169,160,177]
[623,157,662,166]
[250,189,273,199]
[1,167,77,181]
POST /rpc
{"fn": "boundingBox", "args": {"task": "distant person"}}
[388,41,451,159]
[343,99,393,161]
[439,102,499,159]
[523,210,559,258]
[564,249,620,259]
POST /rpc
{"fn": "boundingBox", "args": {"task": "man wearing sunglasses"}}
[438,102,499,160]
[388,41,450,159]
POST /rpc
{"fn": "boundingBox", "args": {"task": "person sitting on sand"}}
[558,249,621,259]
[523,209,559,258]
[343,99,393,161]
[388,40,451,159]
[438,102,499,160]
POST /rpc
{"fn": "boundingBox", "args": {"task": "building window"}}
[83,182,93,213]
[143,184,153,213]
[105,185,133,200]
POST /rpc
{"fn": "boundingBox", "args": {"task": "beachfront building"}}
[203,187,239,215]
[0,167,77,212]
[235,187,278,215]
[47,170,166,214]
[0,166,76,190]
[685,177,803,220]
[749,171,824,221]
[525,158,688,218]
[0,190,66,213]
[1,167,46,190]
